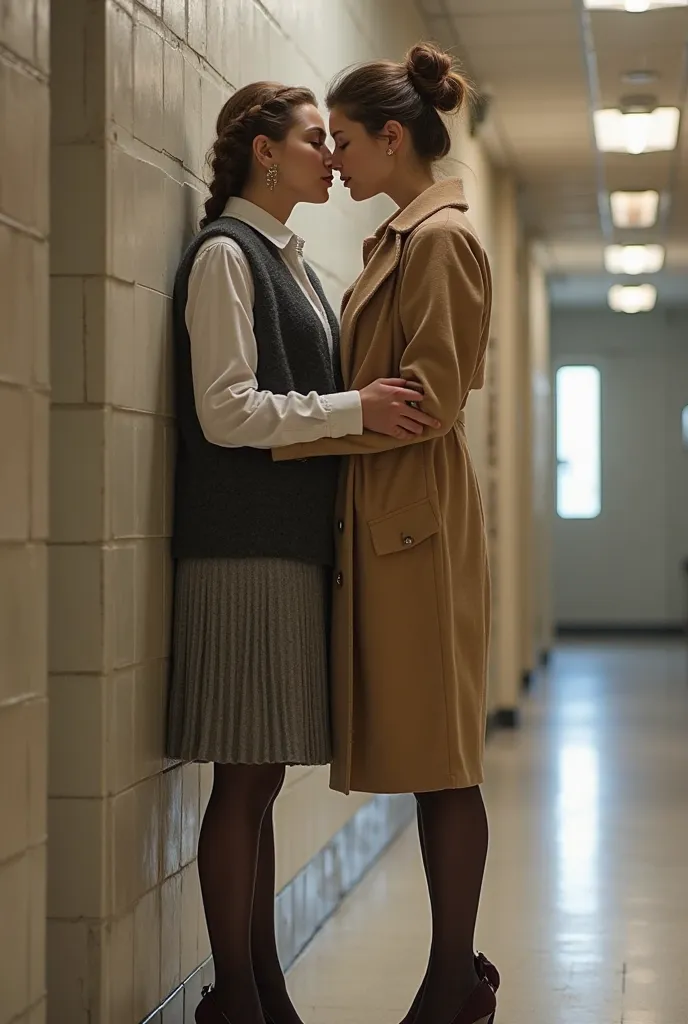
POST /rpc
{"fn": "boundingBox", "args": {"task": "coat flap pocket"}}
[368,499,440,556]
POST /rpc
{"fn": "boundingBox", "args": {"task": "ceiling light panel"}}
[608,284,657,313]
[610,190,660,228]
[604,244,665,274]
[594,108,680,153]
[584,1,688,10]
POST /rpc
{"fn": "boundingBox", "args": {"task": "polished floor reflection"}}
[286,641,688,1024]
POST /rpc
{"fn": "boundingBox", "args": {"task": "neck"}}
[240,182,296,224]
[386,166,436,212]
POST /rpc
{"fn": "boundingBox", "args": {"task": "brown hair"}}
[326,42,472,162]
[201,82,317,228]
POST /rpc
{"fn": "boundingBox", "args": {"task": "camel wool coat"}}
[273,178,492,795]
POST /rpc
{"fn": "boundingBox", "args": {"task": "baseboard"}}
[140,792,416,1024]
[557,623,684,637]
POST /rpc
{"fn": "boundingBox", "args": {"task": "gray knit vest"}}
[171,217,343,565]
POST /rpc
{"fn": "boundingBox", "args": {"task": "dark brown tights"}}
[197,762,304,1024]
[402,786,489,1024]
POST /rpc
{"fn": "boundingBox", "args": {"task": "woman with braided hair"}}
[166,81,439,1024]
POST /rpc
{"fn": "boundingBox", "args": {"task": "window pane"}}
[556,366,601,519]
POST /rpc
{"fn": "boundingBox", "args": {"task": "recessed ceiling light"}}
[604,244,665,274]
[584,1,688,10]
[608,284,657,313]
[610,190,660,227]
[594,107,680,153]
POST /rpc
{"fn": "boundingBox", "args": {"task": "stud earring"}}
[386,146,394,156]
[266,163,279,191]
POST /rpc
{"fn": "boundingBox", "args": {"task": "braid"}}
[200,83,316,229]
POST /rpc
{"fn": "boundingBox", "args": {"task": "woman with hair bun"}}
[166,81,438,1024]
[273,44,500,1024]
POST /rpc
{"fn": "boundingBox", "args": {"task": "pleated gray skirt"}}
[166,557,332,765]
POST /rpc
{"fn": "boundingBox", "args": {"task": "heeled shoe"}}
[401,952,500,1024]
[196,986,233,1024]
[197,985,281,1024]
[475,953,500,993]
[448,978,496,1024]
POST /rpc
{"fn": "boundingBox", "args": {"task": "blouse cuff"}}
[322,390,363,438]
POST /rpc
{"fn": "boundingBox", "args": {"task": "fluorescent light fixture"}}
[604,244,665,274]
[594,107,680,153]
[608,284,657,313]
[584,1,688,10]
[610,190,660,228]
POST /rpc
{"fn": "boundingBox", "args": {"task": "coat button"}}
[337,519,344,532]
[336,572,343,586]
[402,535,414,546]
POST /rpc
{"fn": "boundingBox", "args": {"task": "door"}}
[553,352,688,628]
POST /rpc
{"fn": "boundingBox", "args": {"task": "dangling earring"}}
[386,147,394,156]
[266,163,279,191]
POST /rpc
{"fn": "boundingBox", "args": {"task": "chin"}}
[349,182,375,203]
[300,189,330,205]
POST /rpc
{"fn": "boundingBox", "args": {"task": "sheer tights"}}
[401,787,489,1024]
[197,762,304,1024]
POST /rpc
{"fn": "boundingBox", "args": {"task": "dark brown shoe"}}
[475,952,500,992]
[195,986,234,1024]
[400,953,500,1024]
[196,985,279,1024]
[449,978,496,1024]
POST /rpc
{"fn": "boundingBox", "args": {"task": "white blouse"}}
[185,196,363,449]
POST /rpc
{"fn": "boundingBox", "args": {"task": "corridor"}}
[3,0,688,1020]
[287,642,688,1024]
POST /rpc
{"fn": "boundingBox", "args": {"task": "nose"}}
[329,150,343,172]
[323,149,334,170]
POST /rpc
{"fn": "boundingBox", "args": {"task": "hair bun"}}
[405,42,468,114]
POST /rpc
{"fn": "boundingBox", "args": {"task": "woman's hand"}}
[358,378,441,439]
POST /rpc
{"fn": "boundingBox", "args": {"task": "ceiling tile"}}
[454,12,578,48]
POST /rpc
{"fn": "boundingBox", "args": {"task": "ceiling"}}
[416,0,688,307]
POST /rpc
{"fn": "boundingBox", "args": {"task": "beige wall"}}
[442,121,503,711]
[491,172,523,712]
[517,231,535,681]
[446,117,498,486]
[0,2,50,1023]
[45,2,473,1022]
[528,254,553,661]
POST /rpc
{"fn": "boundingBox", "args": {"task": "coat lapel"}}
[339,230,402,385]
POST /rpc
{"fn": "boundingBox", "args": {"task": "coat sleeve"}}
[271,221,488,462]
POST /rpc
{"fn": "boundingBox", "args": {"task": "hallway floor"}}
[286,641,688,1024]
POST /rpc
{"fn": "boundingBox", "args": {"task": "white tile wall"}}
[50,144,106,276]
[107,0,134,132]
[134,18,165,151]
[0,6,50,1024]
[0,62,49,232]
